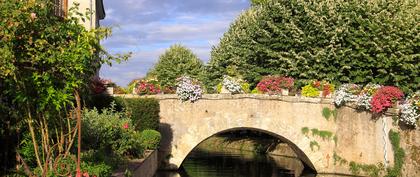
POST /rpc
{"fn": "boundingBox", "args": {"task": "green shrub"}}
[33,154,112,177]
[302,85,320,97]
[241,83,251,93]
[251,88,262,94]
[86,95,160,131]
[82,107,144,158]
[115,97,160,131]
[140,129,161,150]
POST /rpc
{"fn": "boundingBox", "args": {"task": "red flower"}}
[257,76,293,94]
[123,123,129,129]
[371,86,404,113]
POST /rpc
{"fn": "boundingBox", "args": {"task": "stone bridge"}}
[127,94,395,175]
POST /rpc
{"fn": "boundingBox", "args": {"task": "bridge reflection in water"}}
[155,148,318,177]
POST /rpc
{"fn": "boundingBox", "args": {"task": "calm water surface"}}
[155,149,319,177]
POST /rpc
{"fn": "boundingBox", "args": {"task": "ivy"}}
[333,152,348,166]
[309,141,320,151]
[385,130,405,177]
[349,161,382,177]
[322,107,332,121]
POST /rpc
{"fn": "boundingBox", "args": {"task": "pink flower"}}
[123,123,129,129]
[371,86,404,113]
[82,172,90,177]
[30,13,37,20]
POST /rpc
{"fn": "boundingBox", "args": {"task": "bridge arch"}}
[149,94,394,175]
[178,127,317,172]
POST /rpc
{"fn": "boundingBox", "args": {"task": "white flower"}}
[333,84,360,106]
[222,75,242,94]
[176,76,202,102]
[356,94,372,110]
[399,103,419,127]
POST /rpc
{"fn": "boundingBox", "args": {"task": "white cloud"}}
[99,0,250,86]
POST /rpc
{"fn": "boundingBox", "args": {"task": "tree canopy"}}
[0,0,128,174]
[147,44,205,89]
[208,0,420,93]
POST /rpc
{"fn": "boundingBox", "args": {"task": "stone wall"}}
[115,94,418,176]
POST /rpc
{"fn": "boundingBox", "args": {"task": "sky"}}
[99,0,251,86]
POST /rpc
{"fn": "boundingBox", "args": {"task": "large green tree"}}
[147,44,205,89]
[208,0,419,93]
[0,0,128,175]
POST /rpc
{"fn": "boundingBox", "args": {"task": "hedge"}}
[86,95,160,131]
[208,0,419,93]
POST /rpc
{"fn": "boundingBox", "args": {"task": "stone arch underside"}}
[177,127,317,172]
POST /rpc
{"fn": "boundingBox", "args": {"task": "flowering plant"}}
[220,75,243,94]
[370,86,404,113]
[135,80,161,95]
[301,84,319,97]
[256,76,294,95]
[399,91,420,127]
[90,77,107,94]
[355,84,381,110]
[176,76,203,102]
[302,80,334,97]
[334,84,361,106]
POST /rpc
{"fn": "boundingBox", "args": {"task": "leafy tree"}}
[208,0,419,93]
[251,0,269,5]
[147,44,205,89]
[0,0,129,175]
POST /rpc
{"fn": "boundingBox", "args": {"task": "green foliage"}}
[251,88,262,94]
[386,130,405,177]
[147,44,205,89]
[116,97,160,131]
[34,155,112,177]
[322,107,332,121]
[0,0,129,173]
[251,0,269,5]
[310,128,334,141]
[309,141,320,151]
[332,109,338,122]
[333,152,348,166]
[241,83,251,93]
[216,83,223,93]
[140,129,161,150]
[301,127,309,136]
[86,95,160,131]
[82,107,144,158]
[349,161,382,177]
[302,85,320,97]
[208,0,420,93]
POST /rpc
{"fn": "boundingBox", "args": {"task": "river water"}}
[155,149,318,177]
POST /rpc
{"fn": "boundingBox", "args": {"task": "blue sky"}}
[99,0,250,86]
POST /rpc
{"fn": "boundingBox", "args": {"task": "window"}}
[54,0,68,18]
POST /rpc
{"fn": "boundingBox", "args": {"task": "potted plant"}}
[256,75,286,95]
[279,77,294,96]
[135,80,161,95]
[399,91,420,127]
[302,80,334,98]
[371,86,404,113]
